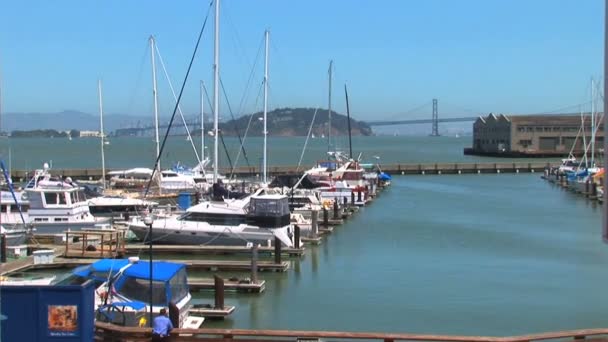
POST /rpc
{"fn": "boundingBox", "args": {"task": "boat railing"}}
[94,323,608,342]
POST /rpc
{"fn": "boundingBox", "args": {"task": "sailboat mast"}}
[213,0,220,183]
[200,80,205,162]
[344,84,353,159]
[150,36,161,171]
[603,0,608,242]
[98,79,106,189]
[328,60,333,151]
[591,78,595,167]
[263,29,269,184]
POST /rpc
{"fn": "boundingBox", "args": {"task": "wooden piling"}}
[351,192,355,206]
[0,235,6,263]
[357,191,362,202]
[343,197,348,207]
[592,182,598,200]
[333,200,339,220]
[274,237,282,264]
[585,179,590,197]
[323,208,329,227]
[214,275,225,309]
[251,244,258,284]
[311,210,318,238]
[294,225,301,249]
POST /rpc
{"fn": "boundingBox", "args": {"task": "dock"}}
[188,277,265,293]
[7,161,558,181]
[124,244,305,257]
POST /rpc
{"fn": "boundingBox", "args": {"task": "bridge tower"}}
[431,98,440,136]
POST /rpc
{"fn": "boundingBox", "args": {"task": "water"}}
[7,136,605,336]
[190,174,606,336]
[0,135,558,170]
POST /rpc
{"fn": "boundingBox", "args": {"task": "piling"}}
[592,182,598,200]
[333,201,339,220]
[311,210,318,238]
[251,244,258,284]
[294,225,301,249]
[274,237,282,264]
[586,179,590,197]
[214,275,225,309]
[343,197,347,207]
[351,192,355,206]
[0,235,6,263]
[323,208,329,227]
[357,191,362,203]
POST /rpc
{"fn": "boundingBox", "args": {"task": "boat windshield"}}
[249,197,290,217]
[119,277,167,306]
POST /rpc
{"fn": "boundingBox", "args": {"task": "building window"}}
[517,126,525,132]
[535,127,543,132]
[527,127,534,132]
[544,127,551,132]
[519,139,532,147]
[552,127,560,131]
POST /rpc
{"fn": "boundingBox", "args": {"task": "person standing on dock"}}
[152,308,173,341]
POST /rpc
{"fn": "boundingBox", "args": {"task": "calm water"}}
[188,174,606,336]
[9,136,605,336]
[0,135,558,170]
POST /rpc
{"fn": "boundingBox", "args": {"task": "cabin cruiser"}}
[159,170,196,191]
[109,168,153,190]
[129,186,295,247]
[0,190,28,226]
[73,257,204,329]
[80,185,158,219]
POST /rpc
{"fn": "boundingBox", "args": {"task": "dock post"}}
[0,234,6,263]
[333,200,339,220]
[593,182,598,199]
[357,191,362,203]
[214,275,225,309]
[343,196,347,207]
[251,244,258,284]
[294,225,301,249]
[274,237,282,264]
[351,192,355,206]
[311,210,318,238]
[586,179,590,197]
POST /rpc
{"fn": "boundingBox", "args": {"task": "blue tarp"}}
[73,259,130,280]
[124,261,185,282]
[379,172,392,181]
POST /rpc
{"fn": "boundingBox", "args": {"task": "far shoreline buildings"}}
[465,113,603,157]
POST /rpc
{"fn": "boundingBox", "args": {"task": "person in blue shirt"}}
[152,308,173,341]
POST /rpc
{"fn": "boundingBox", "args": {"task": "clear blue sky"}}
[0,0,603,121]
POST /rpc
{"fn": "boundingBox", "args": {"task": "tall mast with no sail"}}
[213,0,220,183]
[262,29,269,184]
[98,79,106,189]
[149,36,161,172]
[327,60,333,152]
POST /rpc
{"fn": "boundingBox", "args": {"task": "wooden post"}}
[333,200,339,220]
[82,232,86,255]
[586,179,590,197]
[251,244,258,284]
[351,191,355,206]
[343,196,347,207]
[0,234,6,263]
[357,191,362,202]
[100,233,105,257]
[323,207,329,227]
[274,237,282,264]
[311,210,318,238]
[294,225,300,249]
[214,275,225,309]
[593,182,598,198]
[65,231,69,256]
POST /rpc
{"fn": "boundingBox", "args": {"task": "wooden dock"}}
[188,277,265,293]
[124,244,305,257]
[7,161,559,181]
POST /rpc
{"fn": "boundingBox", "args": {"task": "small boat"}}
[0,225,28,246]
[0,273,56,286]
[73,257,204,328]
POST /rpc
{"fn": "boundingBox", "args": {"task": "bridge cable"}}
[144,0,213,197]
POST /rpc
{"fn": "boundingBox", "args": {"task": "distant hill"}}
[218,107,372,137]
[1,110,147,133]
[2,107,373,137]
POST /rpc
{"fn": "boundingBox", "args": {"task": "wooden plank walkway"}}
[123,244,304,257]
[188,277,265,293]
[26,257,290,273]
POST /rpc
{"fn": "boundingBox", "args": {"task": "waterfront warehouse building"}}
[466,113,604,157]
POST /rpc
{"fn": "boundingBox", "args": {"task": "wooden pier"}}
[189,277,265,293]
[94,323,608,342]
[8,161,559,181]
[124,244,305,257]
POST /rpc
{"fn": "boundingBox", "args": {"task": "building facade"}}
[469,113,603,156]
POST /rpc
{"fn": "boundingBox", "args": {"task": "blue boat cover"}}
[379,172,392,181]
[73,259,130,279]
[123,261,185,282]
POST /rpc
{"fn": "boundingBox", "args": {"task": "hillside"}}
[219,107,372,137]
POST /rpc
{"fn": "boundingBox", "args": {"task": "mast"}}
[591,78,596,167]
[327,60,333,151]
[200,80,205,162]
[263,29,269,184]
[149,36,161,171]
[213,0,220,183]
[604,0,608,242]
[98,79,106,189]
[344,84,353,159]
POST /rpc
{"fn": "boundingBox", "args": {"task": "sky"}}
[0,0,604,122]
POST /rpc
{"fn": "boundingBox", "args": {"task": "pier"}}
[7,162,559,181]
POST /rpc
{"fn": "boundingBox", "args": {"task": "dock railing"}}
[94,323,608,342]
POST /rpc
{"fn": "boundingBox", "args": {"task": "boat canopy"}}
[122,261,185,282]
[73,259,130,281]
